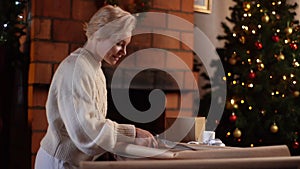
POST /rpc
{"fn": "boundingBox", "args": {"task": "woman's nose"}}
[119,47,126,56]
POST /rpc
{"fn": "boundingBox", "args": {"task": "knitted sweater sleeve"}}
[57,54,135,156]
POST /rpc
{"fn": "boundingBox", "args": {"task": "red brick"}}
[53,20,86,43]
[166,71,185,88]
[184,71,199,90]
[152,30,180,49]
[72,0,99,21]
[28,86,49,107]
[31,18,51,40]
[165,110,193,118]
[138,11,167,28]
[28,63,52,84]
[181,92,194,109]
[181,0,194,12]
[153,0,181,11]
[53,63,60,73]
[31,0,71,18]
[168,12,194,31]
[135,49,166,68]
[131,33,152,48]
[166,93,179,109]
[31,41,69,62]
[31,155,36,169]
[70,43,84,53]
[166,51,193,70]
[29,109,48,131]
[31,132,46,153]
[181,32,194,50]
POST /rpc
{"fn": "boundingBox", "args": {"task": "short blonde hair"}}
[84,5,136,42]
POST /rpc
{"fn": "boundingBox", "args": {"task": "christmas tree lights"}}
[210,0,300,155]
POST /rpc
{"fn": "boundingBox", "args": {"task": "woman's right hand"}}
[134,128,158,148]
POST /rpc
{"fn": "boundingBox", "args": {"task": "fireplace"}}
[104,68,181,135]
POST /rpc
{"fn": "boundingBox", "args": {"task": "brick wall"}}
[28,0,196,168]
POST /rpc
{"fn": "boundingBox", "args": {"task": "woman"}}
[35,5,158,169]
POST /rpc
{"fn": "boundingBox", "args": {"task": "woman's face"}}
[102,37,131,65]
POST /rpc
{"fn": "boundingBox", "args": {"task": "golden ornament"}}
[243,2,251,12]
[233,128,242,138]
[270,123,279,133]
[258,63,265,71]
[285,27,293,35]
[239,36,246,44]
[262,14,270,23]
[294,91,300,97]
[229,57,237,65]
[277,53,285,61]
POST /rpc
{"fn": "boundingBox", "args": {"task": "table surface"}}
[80,156,300,169]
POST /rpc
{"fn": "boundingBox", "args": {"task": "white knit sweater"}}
[40,48,136,167]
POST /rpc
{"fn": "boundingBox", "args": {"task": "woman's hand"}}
[134,128,158,148]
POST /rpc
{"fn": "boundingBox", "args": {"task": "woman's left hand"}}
[134,128,158,148]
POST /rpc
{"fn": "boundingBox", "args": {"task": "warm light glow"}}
[271,92,275,96]
[243,13,248,17]
[285,39,289,44]
[3,23,7,28]
[249,106,252,110]
[242,25,249,31]
[251,144,254,147]
[258,25,262,29]
[248,83,254,88]
[226,132,231,136]
[230,99,235,105]
[233,80,237,84]
[242,82,245,86]
[283,75,287,80]
[223,76,227,81]
[252,30,256,34]
[234,104,239,109]
[276,29,280,33]
[241,100,245,104]
[293,81,297,84]
[276,91,279,95]
[272,2,276,5]
[228,72,232,77]
[272,11,276,15]
[233,33,237,37]
[278,1,282,5]
[282,94,285,98]
[257,4,261,7]
[291,74,295,78]
[270,75,273,79]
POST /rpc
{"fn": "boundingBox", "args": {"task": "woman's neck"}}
[83,39,103,63]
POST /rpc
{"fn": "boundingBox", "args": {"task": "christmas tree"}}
[213,0,300,155]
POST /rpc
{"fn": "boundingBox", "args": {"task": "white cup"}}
[202,131,215,144]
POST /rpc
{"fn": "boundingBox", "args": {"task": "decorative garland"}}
[104,0,151,14]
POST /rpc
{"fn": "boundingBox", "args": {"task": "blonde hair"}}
[84,5,136,41]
